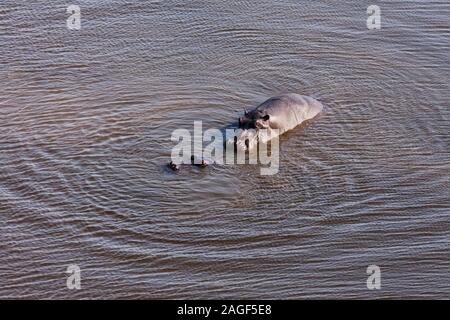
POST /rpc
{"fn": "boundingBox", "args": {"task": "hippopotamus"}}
[168,155,208,171]
[231,93,323,150]
[168,93,323,171]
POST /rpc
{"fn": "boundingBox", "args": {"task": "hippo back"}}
[256,94,323,133]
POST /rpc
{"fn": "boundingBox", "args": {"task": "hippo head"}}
[234,110,271,150]
[239,110,271,130]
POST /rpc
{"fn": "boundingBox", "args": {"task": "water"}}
[1,0,449,299]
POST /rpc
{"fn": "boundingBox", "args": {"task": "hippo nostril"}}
[168,161,179,171]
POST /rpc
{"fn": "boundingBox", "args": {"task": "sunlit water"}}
[1,1,449,299]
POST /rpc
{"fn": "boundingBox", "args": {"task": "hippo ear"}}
[262,114,270,121]
[244,107,248,115]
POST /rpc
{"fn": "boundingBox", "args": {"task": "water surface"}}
[1,0,449,299]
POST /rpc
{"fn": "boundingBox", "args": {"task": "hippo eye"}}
[262,114,270,121]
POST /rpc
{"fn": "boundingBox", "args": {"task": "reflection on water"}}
[0,0,449,299]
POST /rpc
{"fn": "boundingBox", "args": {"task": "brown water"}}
[1,1,449,299]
